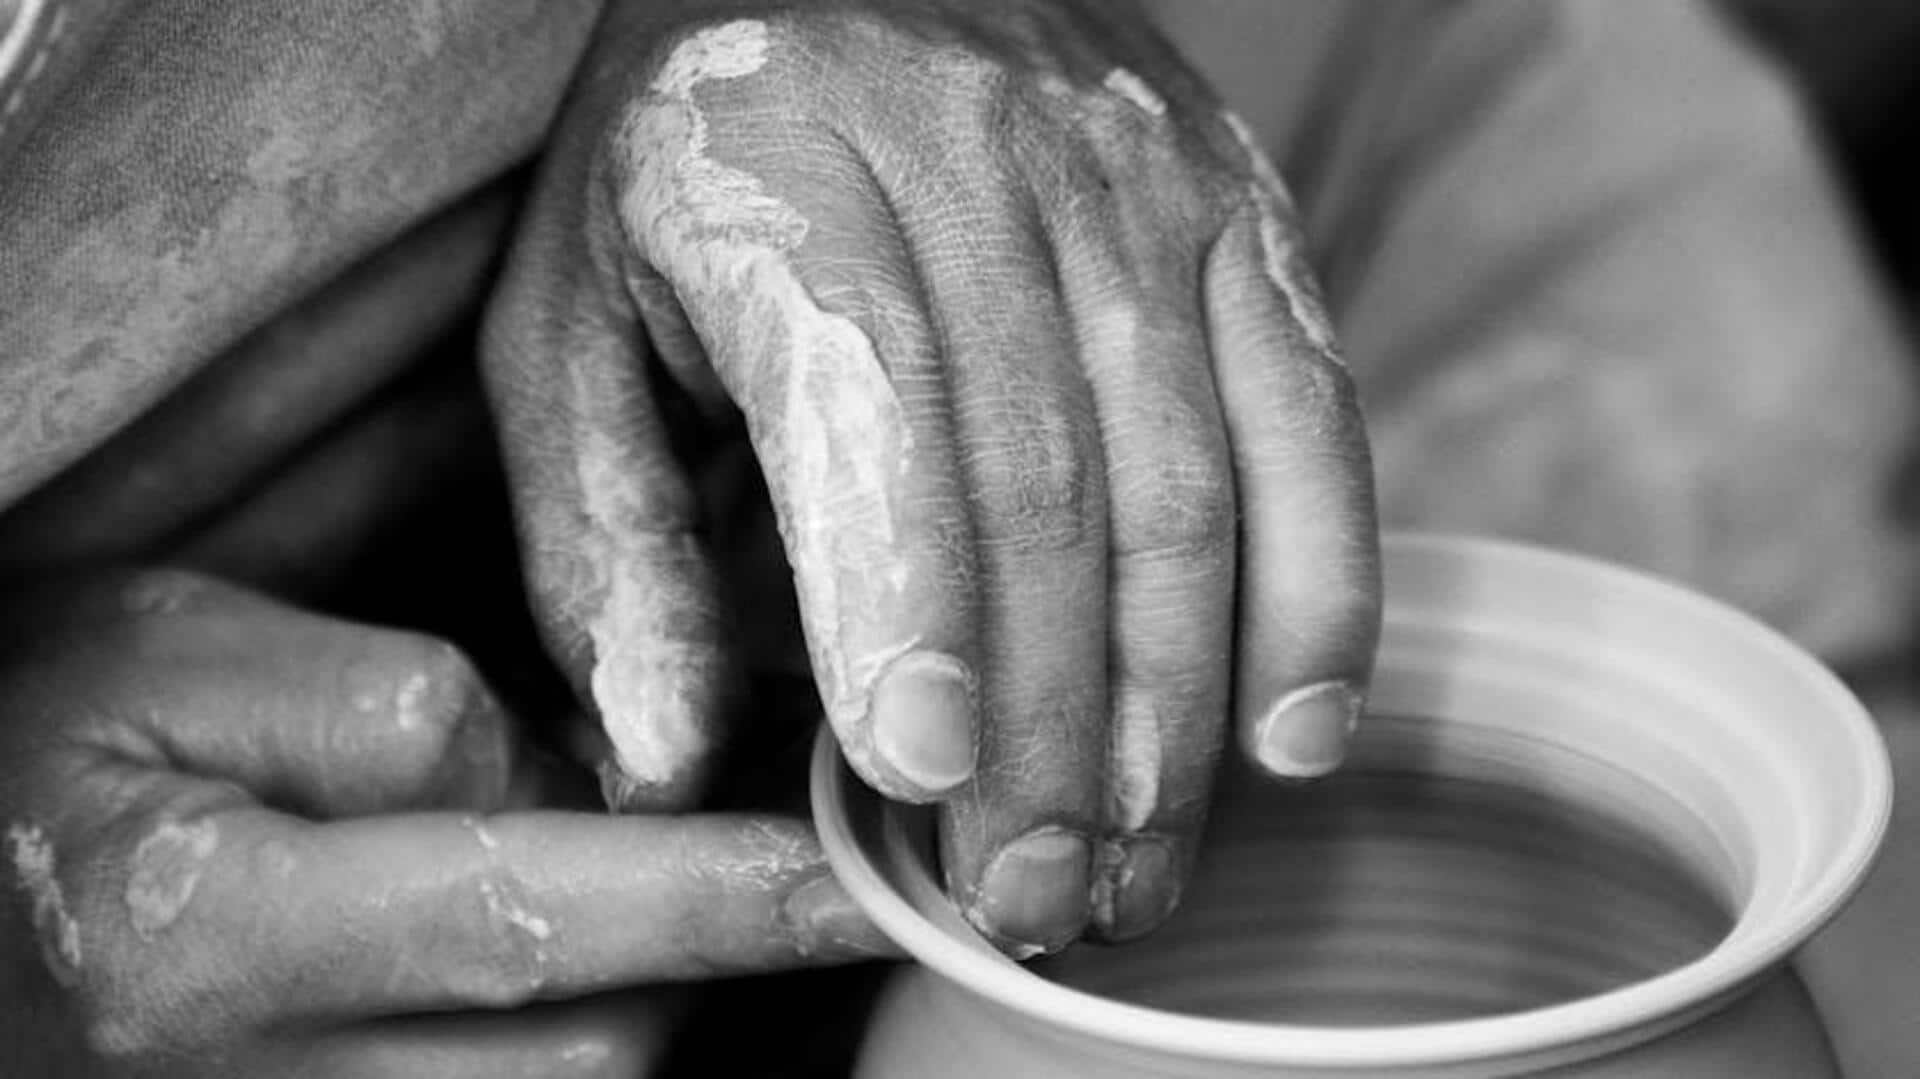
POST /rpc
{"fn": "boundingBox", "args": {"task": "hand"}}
[482,0,1380,953]
[0,571,892,1078]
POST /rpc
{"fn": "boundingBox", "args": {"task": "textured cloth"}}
[0,0,600,502]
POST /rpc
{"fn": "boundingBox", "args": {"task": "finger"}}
[39,793,893,1055]
[812,97,1111,952]
[1205,146,1381,781]
[0,184,514,571]
[607,47,984,804]
[482,124,733,812]
[1032,106,1238,942]
[276,989,689,1079]
[59,578,527,817]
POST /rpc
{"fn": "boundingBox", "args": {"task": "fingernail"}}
[1090,834,1182,943]
[783,873,900,960]
[597,761,683,814]
[595,756,707,814]
[438,681,514,807]
[967,828,1092,956]
[871,651,977,794]
[1254,681,1361,779]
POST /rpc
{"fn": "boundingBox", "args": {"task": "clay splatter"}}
[613,20,921,780]
[1102,68,1167,117]
[572,420,717,789]
[1108,698,1162,831]
[479,878,553,942]
[124,818,219,939]
[393,670,431,732]
[7,822,83,984]
[1221,110,1340,358]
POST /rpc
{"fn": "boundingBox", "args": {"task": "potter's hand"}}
[484,1,1380,953]
[0,572,892,1079]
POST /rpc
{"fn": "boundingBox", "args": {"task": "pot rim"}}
[811,532,1893,1070]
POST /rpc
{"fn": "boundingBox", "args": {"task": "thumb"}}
[481,142,735,813]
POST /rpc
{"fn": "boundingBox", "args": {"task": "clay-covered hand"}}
[0,571,892,1078]
[483,0,1380,953]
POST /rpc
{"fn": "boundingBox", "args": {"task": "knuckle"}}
[1252,356,1366,464]
[974,61,1029,128]
[965,398,1101,551]
[435,865,553,1009]
[1124,635,1218,706]
[1111,433,1235,560]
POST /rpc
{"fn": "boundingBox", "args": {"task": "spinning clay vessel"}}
[813,534,1891,1077]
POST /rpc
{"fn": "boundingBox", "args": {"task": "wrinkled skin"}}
[0,0,1379,1064]
[484,0,1378,954]
[0,569,894,1078]
[7,0,1920,1073]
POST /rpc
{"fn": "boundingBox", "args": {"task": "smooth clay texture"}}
[817,534,1888,1078]
[1034,736,1735,1027]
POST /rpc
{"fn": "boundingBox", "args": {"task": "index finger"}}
[30,789,893,1057]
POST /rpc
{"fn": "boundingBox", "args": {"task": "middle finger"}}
[1027,93,1238,945]
[853,88,1112,956]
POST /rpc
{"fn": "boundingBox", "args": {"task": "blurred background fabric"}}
[1159,0,1920,668]
[1729,0,1920,289]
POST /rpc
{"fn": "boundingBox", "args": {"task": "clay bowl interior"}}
[812,534,1891,1072]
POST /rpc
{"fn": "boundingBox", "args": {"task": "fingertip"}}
[837,752,950,808]
[347,635,523,811]
[596,756,711,815]
[1089,833,1183,944]
[559,714,712,814]
[780,872,902,962]
[588,624,734,813]
[598,761,657,814]
[958,827,1094,957]
[428,664,522,810]
[866,650,979,798]
[1247,680,1363,781]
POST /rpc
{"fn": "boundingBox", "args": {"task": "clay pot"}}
[813,534,1890,1077]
